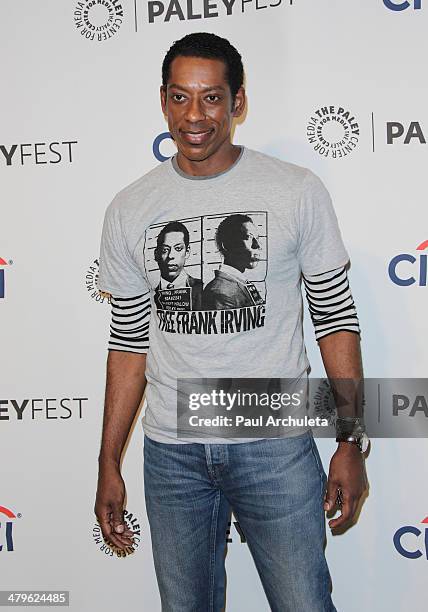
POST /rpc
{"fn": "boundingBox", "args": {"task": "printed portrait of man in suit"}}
[154,220,202,311]
[202,213,265,310]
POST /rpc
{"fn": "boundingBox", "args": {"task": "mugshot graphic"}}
[151,220,203,311]
[144,211,267,335]
[202,213,265,310]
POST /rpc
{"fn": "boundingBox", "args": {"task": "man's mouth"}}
[180,129,214,145]
[167,264,178,270]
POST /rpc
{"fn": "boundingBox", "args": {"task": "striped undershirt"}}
[302,265,360,341]
[108,292,151,353]
[107,266,360,351]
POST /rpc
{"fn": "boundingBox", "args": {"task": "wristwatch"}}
[336,432,370,453]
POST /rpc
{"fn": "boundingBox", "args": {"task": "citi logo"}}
[0,257,10,299]
[0,506,20,552]
[388,240,428,286]
[153,132,174,162]
[394,517,428,559]
[383,0,421,10]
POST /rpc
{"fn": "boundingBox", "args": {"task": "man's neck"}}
[176,142,241,177]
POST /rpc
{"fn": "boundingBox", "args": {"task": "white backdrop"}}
[1,1,428,610]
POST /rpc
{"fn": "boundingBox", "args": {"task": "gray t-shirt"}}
[98,146,349,444]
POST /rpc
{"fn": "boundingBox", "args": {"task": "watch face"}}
[360,433,369,453]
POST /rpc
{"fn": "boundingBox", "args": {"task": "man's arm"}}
[94,292,151,550]
[94,351,147,550]
[302,265,367,529]
[303,266,366,528]
[318,331,367,530]
[296,173,367,528]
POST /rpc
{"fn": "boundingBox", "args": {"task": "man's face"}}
[160,56,245,163]
[225,221,262,272]
[156,230,189,282]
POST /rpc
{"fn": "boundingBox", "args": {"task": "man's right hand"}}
[94,461,135,551]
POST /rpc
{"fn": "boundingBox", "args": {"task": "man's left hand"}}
[324,442,368,530]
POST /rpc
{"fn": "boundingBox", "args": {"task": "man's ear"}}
[160,85,167,116]
[232,86,246,118]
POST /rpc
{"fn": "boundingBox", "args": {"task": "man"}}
[202,213,265,309]
[95,32,367,612]
[154,220,202,310]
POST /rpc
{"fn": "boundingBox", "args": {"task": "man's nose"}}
[253,237,261,249]
[184,97,206,123]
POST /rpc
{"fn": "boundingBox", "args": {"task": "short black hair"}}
[215,214,253,256]
[162,32,244,100]
[155,221,190,255]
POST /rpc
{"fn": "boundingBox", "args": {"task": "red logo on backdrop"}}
[393,516,428,559]
[0,506,21,552]
[388,240,428,286]
[0,258,8,299]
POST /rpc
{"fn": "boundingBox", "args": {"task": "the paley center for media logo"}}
[306,106,360,159]
[92,509,141,557]
[394,516,428,559]
[0,506,22,552]
[85,258,111,305]
[388,240,428,286]
[74,0,124,42]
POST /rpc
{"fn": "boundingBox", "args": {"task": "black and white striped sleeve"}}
[108,291,151,353]
[302,266,361,342]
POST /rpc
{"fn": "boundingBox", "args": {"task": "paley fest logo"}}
[0,257,12,299]
[85,259,111,305]
[0,141,77,167]
[0,506,22,552]
[92,509,141,557]
[394,516,428,559]
[384,0,421,10]
[306,106,360,159]
[393,392,428,418]
[74,0,124,42]
[147,0,285,23]
[387,121,426,145]
[388,240,428,286]
[0,398,88,421]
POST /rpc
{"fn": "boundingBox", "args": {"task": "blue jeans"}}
[143,431,336,612]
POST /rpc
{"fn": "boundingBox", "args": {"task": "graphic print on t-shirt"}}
[143,211,268,335]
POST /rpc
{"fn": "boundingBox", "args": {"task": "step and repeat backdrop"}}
[1,1,427,611]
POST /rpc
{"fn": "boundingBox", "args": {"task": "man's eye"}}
[206,95,220,102]
[172,94,185,102]
[175,246,184,252]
